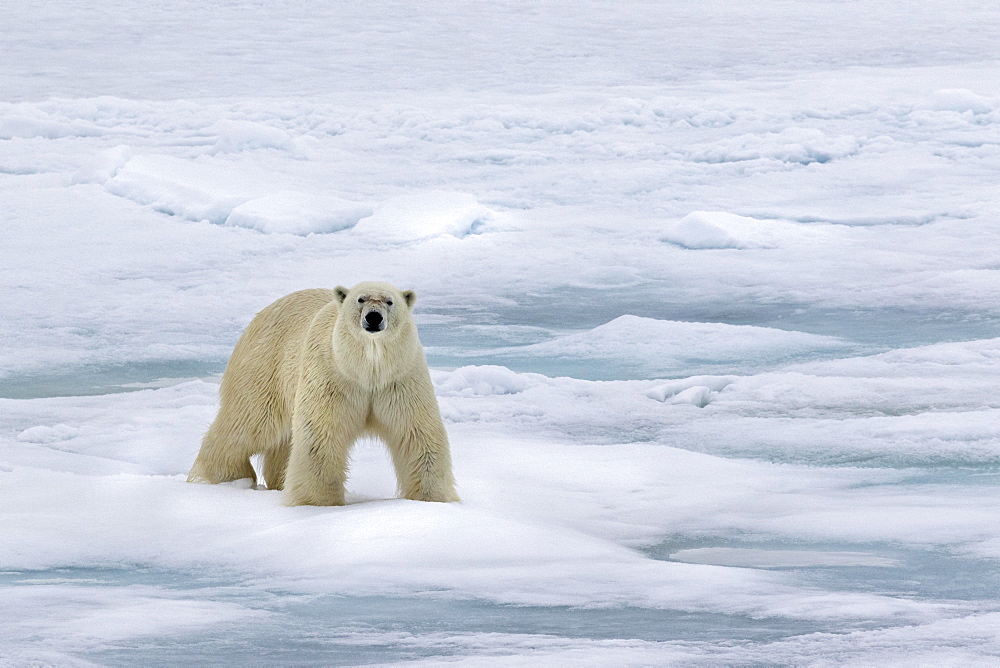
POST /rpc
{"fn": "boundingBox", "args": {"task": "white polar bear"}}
[187,282,459,506]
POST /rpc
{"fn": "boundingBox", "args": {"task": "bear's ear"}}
[334,286,349,304]
[402,290,416,308]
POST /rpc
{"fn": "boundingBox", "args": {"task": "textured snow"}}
[2,0,1000,665]
[226,192,373,236]
[660,211,827,249]
[352,191,499,241]
[498,315,850,375]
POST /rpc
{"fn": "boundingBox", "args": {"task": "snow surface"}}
[2,1,1000,665]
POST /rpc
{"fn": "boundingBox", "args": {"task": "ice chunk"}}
[672,386,713,407]
[646,376,735,403]
[351,191,497,241]
[225,191,373,235]
[434,365,537,397]
[661,211,754,249]
[512,316,847,375]
[661,211,820,250]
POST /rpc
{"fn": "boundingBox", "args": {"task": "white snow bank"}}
[4,364,999,562]
[225,191,373,235]
[70,145,132,184]
[511,315,847,366]
[0,115,101,140]
[99,154,371,234]
[686,128,860,165]
[925,88,997,115]
[434,365,538,397]
[0,380,217,476]
[207,119,294,153]
[432,343,1000,470]
[2,355,999,658]
[103,154,273,224]
[351,191,498,241]
[0,444,948,623]
[652,344,1000,468]
[788,337,1000,379]
[661,211,828,249]
[16,424,81,444]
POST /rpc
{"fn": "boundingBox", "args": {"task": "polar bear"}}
[187,282,459,506]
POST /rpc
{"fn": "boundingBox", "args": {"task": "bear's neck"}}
[332,327,421,390]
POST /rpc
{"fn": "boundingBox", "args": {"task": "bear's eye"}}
[386,300,393,306]
[358,297,366,304]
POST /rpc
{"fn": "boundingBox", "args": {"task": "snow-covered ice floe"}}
[3,0,1000,664]
[3,338,1000,663]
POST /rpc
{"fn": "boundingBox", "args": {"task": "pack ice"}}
[2,1,1000,665]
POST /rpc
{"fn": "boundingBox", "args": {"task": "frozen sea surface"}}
[3,1,1000,665]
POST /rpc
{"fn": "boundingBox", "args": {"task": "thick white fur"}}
[187,282,459,506]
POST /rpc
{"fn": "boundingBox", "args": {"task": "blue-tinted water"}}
[3,300,995,397]
[7,533,999,666]
[423,299,999,380]
[644,539,1000,602]
[0,360,225,400]
[423,293,1000,349]
[2,567,820,665]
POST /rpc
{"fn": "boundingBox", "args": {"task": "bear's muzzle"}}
[363,309,385,332]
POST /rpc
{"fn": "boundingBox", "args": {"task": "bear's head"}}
[334,281,416,336]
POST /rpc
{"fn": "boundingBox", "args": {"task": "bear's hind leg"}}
[262,437,291,490]
[187,425,258,485]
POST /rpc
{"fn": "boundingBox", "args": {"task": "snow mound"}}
[351,191,497,242]
[71,145,133,184]
[101,153,370,233]
[517,316,847,369]
[661,211,816,250]
[925,89,996,114]
[208,119,294,153]
[17,424,82,444]
[688,128,859,165]
[225,191,373,235]
[0,110,101,140]
[434,365,536,397]
[667,385,714,407]
[646,376,735,407]
[103,154,272,224]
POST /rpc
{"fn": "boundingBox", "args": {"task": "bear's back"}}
[237,289,336,364]
[219,289,338,423]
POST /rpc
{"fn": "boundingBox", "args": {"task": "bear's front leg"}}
[283,389,365,506]
[373,378,459,503]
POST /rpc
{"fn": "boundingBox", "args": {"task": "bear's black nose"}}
[365,311,383,328]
